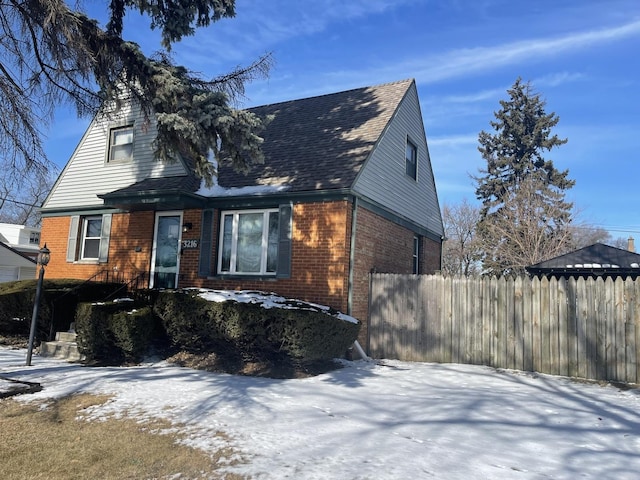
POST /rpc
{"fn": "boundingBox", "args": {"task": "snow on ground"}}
[2,348,639,479]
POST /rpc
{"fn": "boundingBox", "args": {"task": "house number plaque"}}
[181,239,199,249]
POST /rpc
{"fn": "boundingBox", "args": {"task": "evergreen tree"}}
[0,0,272,187]
[474,78,575,275]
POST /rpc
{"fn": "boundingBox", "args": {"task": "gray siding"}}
[43,103,187,211]
[352,84,443,237]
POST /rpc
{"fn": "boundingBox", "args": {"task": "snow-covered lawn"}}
[2,348,639,479]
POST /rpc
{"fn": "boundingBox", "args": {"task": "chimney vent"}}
[628,236,635,253]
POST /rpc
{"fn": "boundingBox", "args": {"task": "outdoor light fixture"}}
[37,244,51,267]
[182,222,193,233]
[26,244,51,366]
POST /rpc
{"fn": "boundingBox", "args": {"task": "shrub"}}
[0,280,51,337]
[154,290,360,364]
[75,301,158,364]
[0,279,133,341]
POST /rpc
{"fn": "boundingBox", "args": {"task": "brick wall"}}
[41,212,155,281]
[351,206,442,348]
[183,201,353,314]
[42,201,442,355]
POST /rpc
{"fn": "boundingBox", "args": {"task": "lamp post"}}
[26,244,51,366]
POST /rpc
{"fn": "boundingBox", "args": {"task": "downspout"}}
[348,196,371,361]
[347,197,357,318]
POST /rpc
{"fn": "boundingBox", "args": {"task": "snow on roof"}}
[195,180,291,197]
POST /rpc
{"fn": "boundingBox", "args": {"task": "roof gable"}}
[218,79,414,192]
[0,241,37,267]
[42,101,189,212]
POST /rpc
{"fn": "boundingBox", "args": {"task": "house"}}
[39,79,444,346]
[526,240,640,279]
[0,222,41,260]
[0,242,37,283]
[0,223,40,282]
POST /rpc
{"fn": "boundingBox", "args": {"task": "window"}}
[108,125,134,162]
[81,216,103,259]
[405,138,417,180]
[66,214,112,263]
[218,209,279,275]
[412,235,420,274]
[29,231,40,245]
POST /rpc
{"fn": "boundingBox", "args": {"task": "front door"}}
[150,212,182,289]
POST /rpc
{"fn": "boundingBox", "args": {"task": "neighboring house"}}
[526,241,640,279]
[39,79,444,345]
[0,222,41,259]
[0,223,40,282]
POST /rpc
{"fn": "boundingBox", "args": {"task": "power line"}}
[0,196,40,208]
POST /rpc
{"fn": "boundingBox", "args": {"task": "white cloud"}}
[318,18,640,89]
[429,134,478,147]
[173,0,415,66]
[411,19,640,83]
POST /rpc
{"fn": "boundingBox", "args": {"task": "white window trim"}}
[80,216,102,260]
[107,124,134,163]
[217,208,279,276]
[29,231,40,245]
[149,211,183,289]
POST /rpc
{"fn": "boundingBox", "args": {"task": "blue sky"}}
[46,0,640,241]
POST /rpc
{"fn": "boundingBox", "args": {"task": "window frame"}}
[107,124,134,163]
[412,235,420,274]
[405,137,418,180]
[217,208,280,276]
[29,231,40,245]
[80,216,103,260]
[67,214,111,264]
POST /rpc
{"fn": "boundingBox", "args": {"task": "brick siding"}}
[351,206,442,347]
[41,212,155,281]
[185,201,353,314]
[41,200,441,355]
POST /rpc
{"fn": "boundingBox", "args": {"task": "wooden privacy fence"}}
[368,273,640,384]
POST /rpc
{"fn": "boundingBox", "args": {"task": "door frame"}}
[149,210,183,289]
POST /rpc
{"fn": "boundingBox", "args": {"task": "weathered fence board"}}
[369,273,640,384]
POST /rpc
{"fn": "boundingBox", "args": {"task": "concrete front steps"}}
[39,331,84,362]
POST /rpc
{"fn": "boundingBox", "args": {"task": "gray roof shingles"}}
[528,243,640,270]
[104,79,413,198]
[219,79,413,192]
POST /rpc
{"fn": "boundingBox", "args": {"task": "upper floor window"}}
[405,138,417,180]
[108,125,134,162]
[218,209,279,275]
[29,231,40,245]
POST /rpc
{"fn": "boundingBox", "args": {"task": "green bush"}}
[0,279,132,341]
[154,290,360,364]
[0,280,52,336]
[75,301,158,364]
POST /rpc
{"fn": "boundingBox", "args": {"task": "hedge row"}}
[74,300,159,364]
[0,279,126,338]
[1,280,361,368]
[154,290,360,363]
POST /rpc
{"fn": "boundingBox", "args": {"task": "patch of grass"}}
[0,394,248,479]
